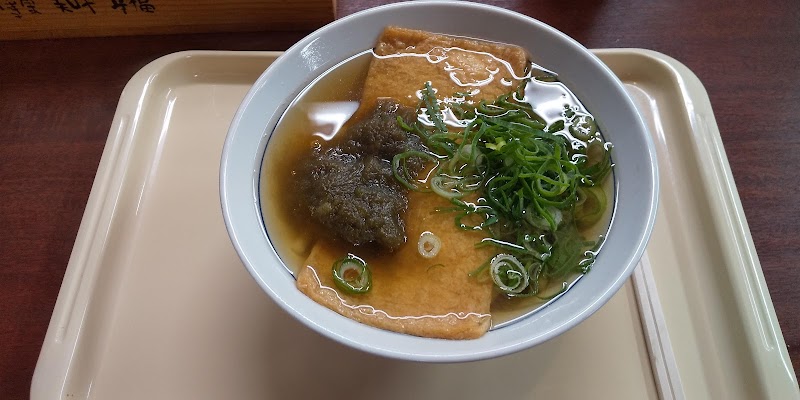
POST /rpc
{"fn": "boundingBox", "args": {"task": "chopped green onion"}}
[396,80,612,297]
[575,186,607,229]
[418,231,442,258]
[569,114,598,140]
[392,151,438,191]
[430,175,463,199]
[427,263,445,272]
[422,81,448,133]
[490,254,529,294]
[332,255,371,294]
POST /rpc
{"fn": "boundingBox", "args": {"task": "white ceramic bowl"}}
[221,1,658,362]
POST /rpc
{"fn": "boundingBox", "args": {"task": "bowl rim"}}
[221,0,659,362]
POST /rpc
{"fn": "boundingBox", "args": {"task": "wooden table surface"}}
[1,0,798,397]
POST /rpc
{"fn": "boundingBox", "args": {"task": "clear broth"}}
[260,50,614,329]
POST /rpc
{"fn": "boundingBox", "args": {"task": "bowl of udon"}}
[221,1,658,361]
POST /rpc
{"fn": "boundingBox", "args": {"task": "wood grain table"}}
[1,0,798,397]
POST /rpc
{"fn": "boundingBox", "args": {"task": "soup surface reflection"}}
[260,27,614,338]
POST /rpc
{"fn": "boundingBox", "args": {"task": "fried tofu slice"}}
[297,191,496,339]
[296,27,530,339]
[362,26,529,109]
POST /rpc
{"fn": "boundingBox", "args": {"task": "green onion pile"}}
[393,80,613,299]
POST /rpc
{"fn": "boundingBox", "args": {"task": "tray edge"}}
[598,48,799,399]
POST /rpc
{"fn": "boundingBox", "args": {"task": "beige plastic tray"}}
[31,50,799,399]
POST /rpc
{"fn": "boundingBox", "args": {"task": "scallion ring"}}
[490,254,529,294]
[430,175,463,199]
[332,255,371,294]
[525,205,562,231]
[418,231,442,259]
[574,186,607,229]
[569,114,598,140]
[392,151,438,191]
